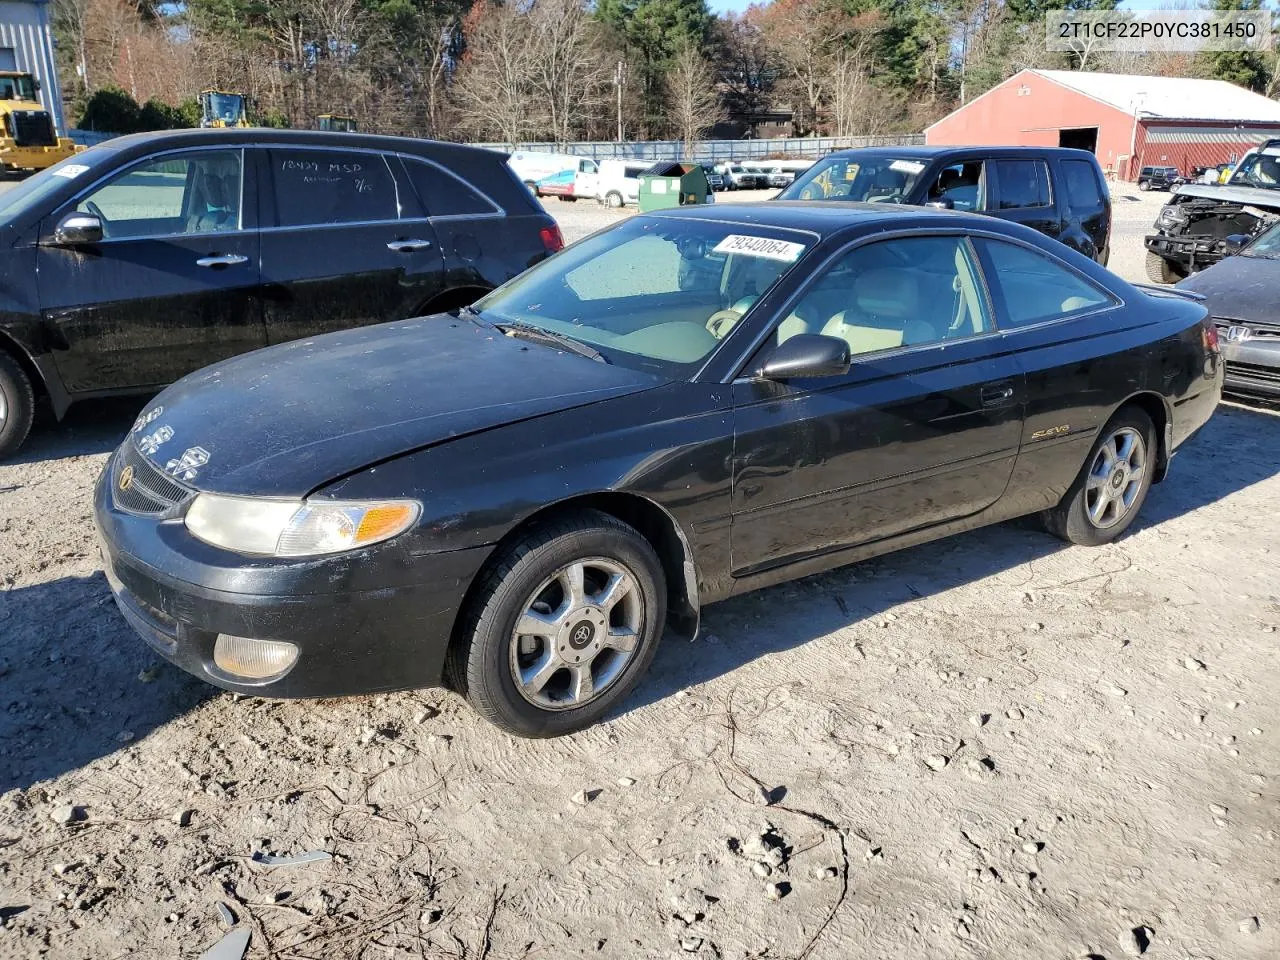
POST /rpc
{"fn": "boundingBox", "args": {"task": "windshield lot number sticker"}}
[52,164,91,179]
[164,446,210,482]
[713,235,805,262]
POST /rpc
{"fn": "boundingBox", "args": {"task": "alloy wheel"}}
[509,557,644,710]
[1085,427,1147,529]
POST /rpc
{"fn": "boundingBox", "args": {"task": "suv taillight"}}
[540,225,564,254]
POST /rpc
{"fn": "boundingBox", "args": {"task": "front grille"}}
[10,110,56,147]
[111,442,196,517]
[1231,362,1280,384]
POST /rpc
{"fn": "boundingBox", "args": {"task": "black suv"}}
[0,129,562,458]
[1138,165,1181,191]
[777,146,1112,265]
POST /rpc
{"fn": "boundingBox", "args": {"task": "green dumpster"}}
[637,161,711,211]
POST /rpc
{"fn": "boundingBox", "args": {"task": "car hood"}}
[130,315,664,497]
[1170,183,1280,207]
[1177,256,1280,324]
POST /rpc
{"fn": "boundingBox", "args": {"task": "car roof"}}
[94,128,507,163]
[822,144,1098,162]
[642,200,1006,239]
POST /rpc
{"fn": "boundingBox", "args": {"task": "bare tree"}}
[451,0,538,146]
[826,10,881,137]
[666,40,723,159]
[526,0,613,145]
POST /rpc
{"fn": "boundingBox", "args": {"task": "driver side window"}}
[771,235,990,358]
[76,151,243,240]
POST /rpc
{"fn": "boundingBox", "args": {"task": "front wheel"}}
[1043,409,1156,546]
[449,510,667,737]
[605,191,624,208]
[1138,180,1151,191]
[1145,249,1186,284]
[0,352,35,461]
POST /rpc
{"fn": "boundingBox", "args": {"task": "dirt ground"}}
[2,184,1279,960]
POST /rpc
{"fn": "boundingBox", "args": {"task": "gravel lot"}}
[2,182,1278,960]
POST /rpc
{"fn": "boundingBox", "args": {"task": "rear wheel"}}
[449,510,666,737]
[0,351,35,461]
[1043,408,1156,546]
[1145,249,1186,284]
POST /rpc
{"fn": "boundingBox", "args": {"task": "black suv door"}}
[988,158,1062,243]
[258,146,445,344]
[36,148,264,393]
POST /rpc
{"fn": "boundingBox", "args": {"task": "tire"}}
[1042,408,1156,547]
[559,195,577,202]
[1138,180,1151,191]
[449,510,667,737]
[1144,249,1185,284]
[605,191,623,209]
[0,351,35,461]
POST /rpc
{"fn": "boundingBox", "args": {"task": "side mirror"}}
[1223,233,1250,255]
[760,334,851,381]
[926,197,955,209]
[52,212,103,245]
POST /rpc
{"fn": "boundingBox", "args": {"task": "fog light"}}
[212,635,299,681]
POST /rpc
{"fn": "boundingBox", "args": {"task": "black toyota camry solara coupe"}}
[95,203,1223,736]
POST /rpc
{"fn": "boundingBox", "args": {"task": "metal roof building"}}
[0,0,65,133]
[926,69,1280,180]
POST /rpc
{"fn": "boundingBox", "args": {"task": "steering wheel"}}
[706,309,744,340]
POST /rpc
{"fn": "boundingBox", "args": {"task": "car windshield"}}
[208,93,243,122]
[0,146,115,222]
[777,154,927,203]
[1229,152,1280,189]
[0,74,37,101]
[472,217,811,377]
[1242,220,1280,258]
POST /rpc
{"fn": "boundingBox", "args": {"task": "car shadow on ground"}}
[7,398,145,466]
[0,572,213,794]
[626,404,1280,716]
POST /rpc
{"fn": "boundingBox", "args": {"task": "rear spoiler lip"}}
[1132,282,1206,302]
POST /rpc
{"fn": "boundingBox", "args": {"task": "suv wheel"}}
[1144,249,1185,284]
[449,510,667,737]
[0,351,36,461]
[1138,179,1151,191]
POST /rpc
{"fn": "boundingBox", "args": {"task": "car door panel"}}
[37,148,263,394]
[728,233,1025,578]
[990,158,1063,241]
[730,339,1024,576]
[259,147,445,345]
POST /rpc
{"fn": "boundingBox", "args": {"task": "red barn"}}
[926,69,1280,181]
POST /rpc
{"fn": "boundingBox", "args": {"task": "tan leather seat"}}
[820,267,932,355]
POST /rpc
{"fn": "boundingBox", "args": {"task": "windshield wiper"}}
[495,322,608,363]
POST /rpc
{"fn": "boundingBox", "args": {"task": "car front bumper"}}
[1219,337,1280,399]
[1145,233,1225,271]
[93,462,492,698]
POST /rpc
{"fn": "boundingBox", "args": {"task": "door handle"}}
[980,383,1016,407]
[196,254,249,268]
[387,239,433,253]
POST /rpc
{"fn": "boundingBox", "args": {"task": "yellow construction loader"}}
[317,114,358,133]
[199,90,251,128]
[0,71,81,176]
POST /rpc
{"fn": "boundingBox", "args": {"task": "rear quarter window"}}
[1060,159,1106,216]
[979,239,1113,327]
[404,158,497,217]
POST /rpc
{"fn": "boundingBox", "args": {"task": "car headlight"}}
[1159,205,1189,226]
[185,493,420,557]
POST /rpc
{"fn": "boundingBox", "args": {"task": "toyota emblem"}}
[118,465,135,491]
